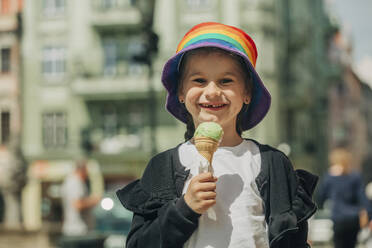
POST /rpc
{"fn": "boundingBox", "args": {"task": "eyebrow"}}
[222,72,239,77]
[184,71,203,78]
[186,71,239,78]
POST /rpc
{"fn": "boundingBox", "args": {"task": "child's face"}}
[179,50,251,131]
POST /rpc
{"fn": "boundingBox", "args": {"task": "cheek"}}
[184,87,201,102]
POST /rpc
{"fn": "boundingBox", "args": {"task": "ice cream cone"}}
[194,136,218,165]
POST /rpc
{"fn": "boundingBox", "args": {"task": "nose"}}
[204,81,221,98]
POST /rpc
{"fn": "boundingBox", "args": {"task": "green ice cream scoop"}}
[194,122,223,141]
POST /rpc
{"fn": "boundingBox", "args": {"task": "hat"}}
[161,22,271,131]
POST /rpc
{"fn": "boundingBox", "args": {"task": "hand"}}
[369,220,372,231]
[74,195,101,210]
[359,209,369,229]
[184,172,217,214]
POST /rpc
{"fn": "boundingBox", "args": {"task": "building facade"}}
[0,0,22,148]
[327,29,372,170]
[0,0,25,229]
[275,0,336,174]
[21,0,166,230]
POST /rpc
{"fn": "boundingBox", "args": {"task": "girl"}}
[117,22,318,248]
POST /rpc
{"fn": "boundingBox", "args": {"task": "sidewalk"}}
[0,226,51,248]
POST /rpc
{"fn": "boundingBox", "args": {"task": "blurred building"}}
[0,0,25,228]
[20,0,161,231]
[275,0,337,174]
[327,29,372,170]
[0,0,22,149]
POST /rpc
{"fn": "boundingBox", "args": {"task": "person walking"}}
[60,160,100,236]
[318,147,372,248]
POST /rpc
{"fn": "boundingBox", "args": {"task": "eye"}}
[220,78,233,84]
[193,78,206,84]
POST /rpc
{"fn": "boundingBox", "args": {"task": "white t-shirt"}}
[61,173,88,236]
[179,140,269,248]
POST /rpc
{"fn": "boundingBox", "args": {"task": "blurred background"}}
[0,0,371,247]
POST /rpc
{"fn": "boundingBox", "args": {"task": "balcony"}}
[82,126,152,159]
[71,65,151,100]
[0,14,19,32]
[90,0,142,31]
[0,74,17,96]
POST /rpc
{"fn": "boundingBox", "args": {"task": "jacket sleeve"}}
[316,174,330,208]
[270,152,317,248]
[125,196,200,248]
[116,151,201,248]
[355,173,372,220]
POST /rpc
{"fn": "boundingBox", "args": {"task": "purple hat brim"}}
[161,42,271,131]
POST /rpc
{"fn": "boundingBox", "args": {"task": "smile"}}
[199,103,227,110]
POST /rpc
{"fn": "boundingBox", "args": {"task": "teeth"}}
[202,104,224,108]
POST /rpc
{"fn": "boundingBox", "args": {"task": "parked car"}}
[308,207,333,247]
[58,191,132,248]
[93,191,133,248]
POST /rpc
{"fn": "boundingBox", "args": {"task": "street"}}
[0,227,51,248]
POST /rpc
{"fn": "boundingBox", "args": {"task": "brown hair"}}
[329,148,352,169]
[177,47,253,141]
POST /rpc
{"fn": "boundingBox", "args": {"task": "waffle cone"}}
[194,137,219,164]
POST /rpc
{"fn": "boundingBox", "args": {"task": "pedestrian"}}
[317,147,372,248]
[116,22,318,248]
[60,160,100,237]
[0,144,26,229]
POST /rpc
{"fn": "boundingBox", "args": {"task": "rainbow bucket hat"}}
[161,22,271,131]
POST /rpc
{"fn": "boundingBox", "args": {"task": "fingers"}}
[199,199,216,210]
[192,172,218,183]
[196,191,217,200]
[188,178,217,193]
[188,172,217,192]
[195,182,217,192]
[183,172,218,214]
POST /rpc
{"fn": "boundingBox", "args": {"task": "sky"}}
[327,0,372,87]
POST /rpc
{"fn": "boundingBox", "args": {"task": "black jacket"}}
[117,140,318,248]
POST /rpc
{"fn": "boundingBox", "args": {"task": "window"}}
[43,0,65,17]
[42,112,67,148]
[1,111,10,144]
[42,46,66,79]
[102,36,147,76]
[103,39,117,76]
[100,0,134,9]
[185,0,213,10]
[101,0,117,9]
[1,48,11,73]
[102,105,118,137]
[127,39,147,75]
[242,0,259,9]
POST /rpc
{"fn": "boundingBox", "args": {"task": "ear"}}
[178,87,185,103]
[243,94,251,105]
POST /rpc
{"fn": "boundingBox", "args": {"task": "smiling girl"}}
[117,22,318,248]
